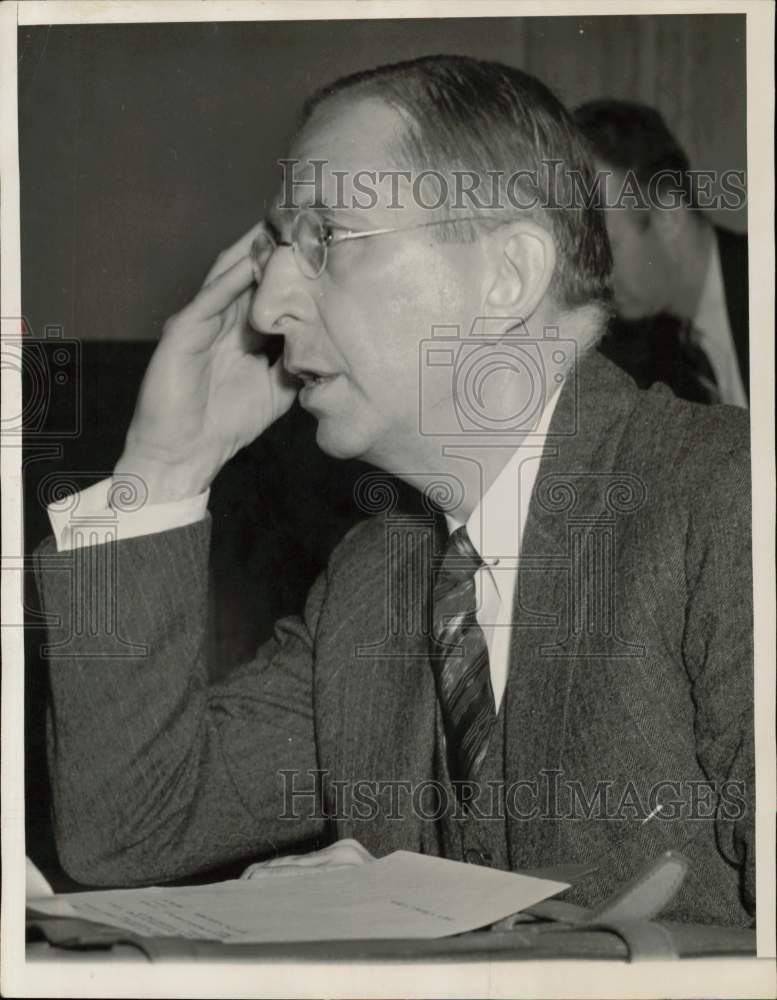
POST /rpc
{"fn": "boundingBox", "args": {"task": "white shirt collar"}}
[693,233,726,338]
[445,382,563,599]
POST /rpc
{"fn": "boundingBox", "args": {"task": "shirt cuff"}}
[47,478,210,552]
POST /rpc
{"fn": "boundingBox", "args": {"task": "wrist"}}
[113,450,213,506]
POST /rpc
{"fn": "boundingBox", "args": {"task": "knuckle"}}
[162,310,194,342]
[162,314,182,338]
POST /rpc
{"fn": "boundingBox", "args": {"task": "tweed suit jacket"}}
[35,351,754,925]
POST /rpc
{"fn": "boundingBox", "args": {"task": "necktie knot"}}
[678,319,720,404]
[438,526,482,587]
[679,318,699,345]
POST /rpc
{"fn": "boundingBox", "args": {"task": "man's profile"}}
[574,99,749,407]
[35,56,753,928]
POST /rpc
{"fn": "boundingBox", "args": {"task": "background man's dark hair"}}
[574,99,696,209]
[301,54,613,314]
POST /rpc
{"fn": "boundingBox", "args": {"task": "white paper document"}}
[28,851,568,944]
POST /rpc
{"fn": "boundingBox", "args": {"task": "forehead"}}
[273,95,416,217]
[292,95,409,177]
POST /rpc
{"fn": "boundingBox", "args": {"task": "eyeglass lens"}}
[250,211,328,284]
[293,211,328,278]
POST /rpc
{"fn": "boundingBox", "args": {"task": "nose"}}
[248,245,318,337]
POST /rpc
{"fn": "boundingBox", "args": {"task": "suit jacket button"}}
[464,848,491,865]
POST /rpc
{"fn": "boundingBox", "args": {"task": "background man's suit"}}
[598,227,749,403]
[35,351,754,926]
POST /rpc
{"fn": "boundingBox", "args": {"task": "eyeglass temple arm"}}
[334,215,483,245]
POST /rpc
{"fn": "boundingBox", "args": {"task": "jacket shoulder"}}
[617,382,751,504]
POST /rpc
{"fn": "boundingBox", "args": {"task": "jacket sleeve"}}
[681,419,755,918]
[34,515,327,887]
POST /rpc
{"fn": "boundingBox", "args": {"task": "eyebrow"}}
[267,200,375,230]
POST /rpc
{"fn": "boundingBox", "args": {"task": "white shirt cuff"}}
[47,478,210,552]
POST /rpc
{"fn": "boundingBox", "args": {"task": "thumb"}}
[267,354,300,420]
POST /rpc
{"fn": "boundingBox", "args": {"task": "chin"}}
[616,299,652,321]
[314,418,372,462]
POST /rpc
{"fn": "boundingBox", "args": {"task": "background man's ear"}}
[483,221,557,321]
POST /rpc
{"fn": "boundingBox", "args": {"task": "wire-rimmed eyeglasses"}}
[250,208,483,282]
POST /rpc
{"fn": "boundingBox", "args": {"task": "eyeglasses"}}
[250,208,483,282]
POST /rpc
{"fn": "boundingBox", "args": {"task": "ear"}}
[483,221,557,322]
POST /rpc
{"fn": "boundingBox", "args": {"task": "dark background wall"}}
[19,15,746,343]
[18,13,747,889]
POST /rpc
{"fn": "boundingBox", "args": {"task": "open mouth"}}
[296,370,337,386]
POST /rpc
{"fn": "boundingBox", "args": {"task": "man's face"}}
[249,96,485,468]
[599,165,674,319]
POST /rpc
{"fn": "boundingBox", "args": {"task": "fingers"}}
[239,840,374,880]
[163,220,268,350]
[327,838,375,862]
[203,220,268,285]
[268,353,300,417]
[185,254,256,323]
[241,862,356,880]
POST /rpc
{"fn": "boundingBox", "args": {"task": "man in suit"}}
[574,100,749,406]
[35,56,753,926]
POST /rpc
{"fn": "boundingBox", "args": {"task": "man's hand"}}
[240,839,374,879]
[114,223,298,503]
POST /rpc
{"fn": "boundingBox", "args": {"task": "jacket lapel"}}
[503,351,641,870]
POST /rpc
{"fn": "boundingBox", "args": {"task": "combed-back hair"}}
[300,54,612,312]
[574,99,695,208]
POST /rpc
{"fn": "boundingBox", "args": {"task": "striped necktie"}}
[431,525,497,786]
